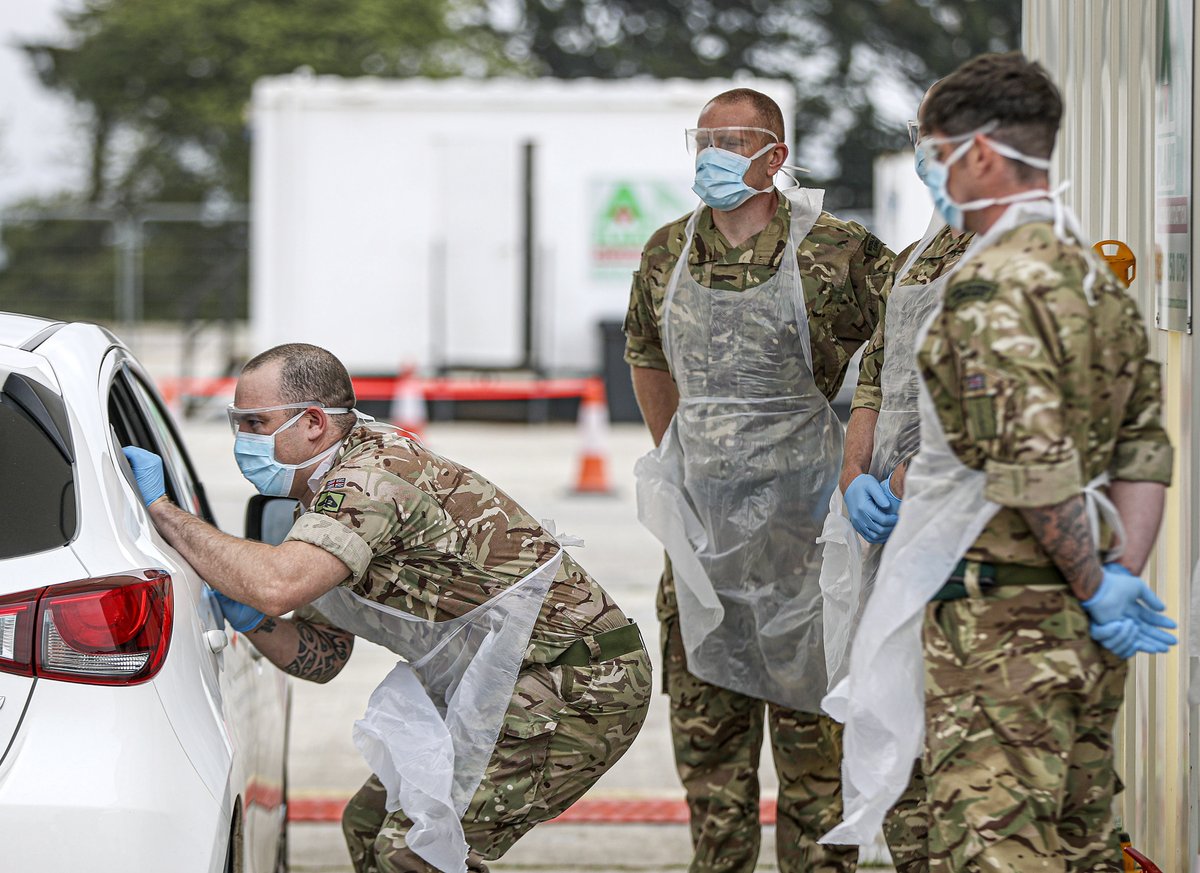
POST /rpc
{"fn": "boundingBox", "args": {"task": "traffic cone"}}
[572,378,613,494]
[389,367,426,443]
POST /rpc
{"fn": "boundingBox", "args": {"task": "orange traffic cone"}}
[572,378,613,494]
[389,367,426,443]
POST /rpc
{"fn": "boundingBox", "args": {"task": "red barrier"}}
[159,375,599,405]
[287,794,778,825]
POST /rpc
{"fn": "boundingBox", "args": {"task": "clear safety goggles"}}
[226,401,353,434]
[685,126,779,155]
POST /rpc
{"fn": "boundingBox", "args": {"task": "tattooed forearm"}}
[1019,495,1104,600]
[245,617,354,682]
[283,620,355,683]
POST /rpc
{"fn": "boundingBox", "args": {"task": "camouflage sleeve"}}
[284,466,406,583]
[851,303,886,412]
[1110,344,1174,485]
[940,276,1083,508]
[623,261,668,371]
[841,230,895,355]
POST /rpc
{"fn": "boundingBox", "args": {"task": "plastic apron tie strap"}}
[313,549,562,872]
[1081,473,1126,563]
[540,518,585,548]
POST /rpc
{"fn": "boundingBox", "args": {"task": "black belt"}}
[931,559,1066,602]
[550,621,645,667]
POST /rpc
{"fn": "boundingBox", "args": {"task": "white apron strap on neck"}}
[1082,473,1126,563]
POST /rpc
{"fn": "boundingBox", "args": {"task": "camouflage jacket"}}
[287,425,629,663]
[623,192,895,401]
[852,225,974,411]
[917,220,1174,566]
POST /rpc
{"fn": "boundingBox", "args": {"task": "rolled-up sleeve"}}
[286,513,375,582]
[1110,356,1174,484]
[851,312,886,412]
[623,264,669,371]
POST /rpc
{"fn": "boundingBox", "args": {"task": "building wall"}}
[1023,1,1197,867]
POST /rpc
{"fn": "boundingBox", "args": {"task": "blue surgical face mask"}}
[917,122,1052,231]
[233,409,347,497]
[692,141,777,211]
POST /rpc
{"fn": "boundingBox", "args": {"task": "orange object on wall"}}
[1094,239,1137,287]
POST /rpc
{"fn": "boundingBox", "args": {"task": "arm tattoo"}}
[284,620,354,683]
[1019,495,1104,600]
[257,618,278,633]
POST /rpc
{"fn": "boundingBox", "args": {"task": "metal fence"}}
[0,203,250,394]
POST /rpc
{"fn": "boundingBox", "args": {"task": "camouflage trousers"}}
[342,649,652,873]
[663,614,858,873]
[882,761,930,873]
[921,585,1127,872]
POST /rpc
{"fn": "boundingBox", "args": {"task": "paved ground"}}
[179,415,895,872]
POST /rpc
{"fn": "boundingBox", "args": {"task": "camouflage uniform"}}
[625,193,894,873]
[851,225,975,413]
[846,225,974,873]
[914,220,1173,871]
[287,426,652,872]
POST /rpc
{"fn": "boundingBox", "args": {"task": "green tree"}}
[24,0,516,205]
[510,0,1021,208]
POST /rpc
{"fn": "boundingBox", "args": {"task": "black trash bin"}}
[598,320,643,423]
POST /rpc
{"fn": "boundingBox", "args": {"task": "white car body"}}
[0,314,289,873]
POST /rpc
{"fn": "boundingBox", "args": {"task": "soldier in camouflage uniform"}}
[909,54,1174,870]
[625,88,893,873]
[841,222,973,873]
[127,343,651,873]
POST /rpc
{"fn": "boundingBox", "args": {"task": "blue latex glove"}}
[1090,618,1175,658]
[211,589,266,633]
[844,474,898,544]
[881,476,903,514]
[122,446,167,506]
[1081,564,1177,647]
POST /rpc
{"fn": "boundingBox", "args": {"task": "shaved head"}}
[703,88,785,143]
[242,342,357,435]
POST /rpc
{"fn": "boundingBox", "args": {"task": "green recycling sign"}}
[590,179,691,281]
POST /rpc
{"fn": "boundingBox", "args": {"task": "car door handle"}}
[205,629,229,654]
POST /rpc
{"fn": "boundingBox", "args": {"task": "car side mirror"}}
[245,495,302,545]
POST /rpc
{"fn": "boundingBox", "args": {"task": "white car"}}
[0,313,289,873]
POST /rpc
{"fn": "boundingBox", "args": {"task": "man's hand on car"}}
[122,446,167,506]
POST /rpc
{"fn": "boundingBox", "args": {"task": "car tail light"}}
[0,570,172,686]
[0,592,38,677]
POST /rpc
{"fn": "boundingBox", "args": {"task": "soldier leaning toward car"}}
[122,342,651,873]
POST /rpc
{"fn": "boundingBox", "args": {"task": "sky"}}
[0,0,84,209]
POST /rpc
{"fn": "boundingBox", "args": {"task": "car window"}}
[0,374,78,558]
[126,373,204,514]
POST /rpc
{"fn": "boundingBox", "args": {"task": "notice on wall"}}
[590,180,691,282]
[1155,0,1193,333]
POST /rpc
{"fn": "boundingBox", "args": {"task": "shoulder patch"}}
[313,491,346,514]
[863,234,883,259]
[325,478,346,490]
[945,279,998,309]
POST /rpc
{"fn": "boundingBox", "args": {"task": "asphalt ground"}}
[178,415,896,872]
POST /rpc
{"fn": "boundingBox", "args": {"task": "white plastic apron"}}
[635,187,844,712]
[818,219,956,688]
[822,198,1126,844]
[312,549,562,872]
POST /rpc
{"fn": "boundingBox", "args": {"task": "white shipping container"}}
[250,75,795,375]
